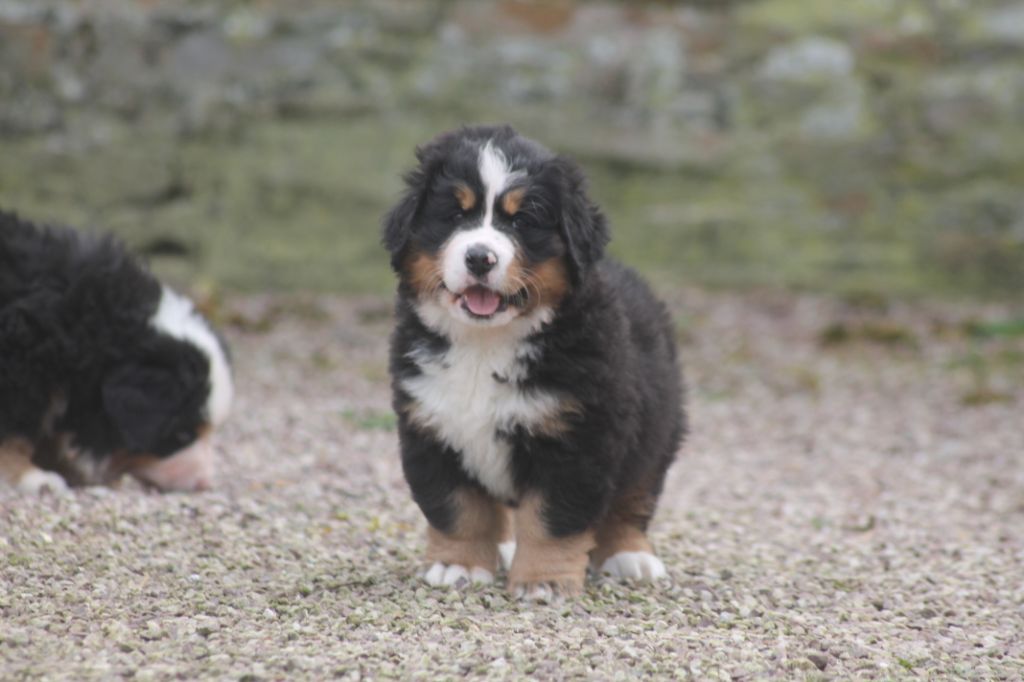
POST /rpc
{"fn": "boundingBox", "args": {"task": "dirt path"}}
[2,291,1022,679]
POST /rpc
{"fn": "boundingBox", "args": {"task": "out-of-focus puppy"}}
[0,210,233,493]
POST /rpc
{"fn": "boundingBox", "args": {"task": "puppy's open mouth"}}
[454,285,528,319]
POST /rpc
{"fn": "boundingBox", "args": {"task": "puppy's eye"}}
[512,214,536,230]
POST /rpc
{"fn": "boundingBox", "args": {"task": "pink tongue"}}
[464,286,501,316]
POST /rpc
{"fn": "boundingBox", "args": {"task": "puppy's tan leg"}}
[0,438,68,493]
[508,493,595,601]
[593,488,666,581]
[423,487,508,587]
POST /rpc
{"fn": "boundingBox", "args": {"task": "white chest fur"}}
[401,336,560,500]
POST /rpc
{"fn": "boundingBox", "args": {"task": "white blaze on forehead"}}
[149,286,233,426]
[440,140,527,295]
[478,140,525,229]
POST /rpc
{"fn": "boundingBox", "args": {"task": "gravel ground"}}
[2,290,1022,680]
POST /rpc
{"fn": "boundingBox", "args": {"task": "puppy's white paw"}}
[498,541,516,570]
[423,562,493,588]
[17,469,69,495]
[512,582,558,604]
[600,551,667,581]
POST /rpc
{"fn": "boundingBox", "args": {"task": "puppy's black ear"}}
[382,132,456,271]
[382,187,421,272]
[102,356,205,454]
[552,157,609,284]
[102,365,179,452]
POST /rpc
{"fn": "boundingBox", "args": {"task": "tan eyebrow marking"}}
[501,186,527,216]
[454,183,476,211]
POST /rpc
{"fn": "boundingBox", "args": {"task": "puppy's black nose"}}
[465,244,498,277]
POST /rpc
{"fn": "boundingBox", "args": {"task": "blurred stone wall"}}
[2,0,1023,295]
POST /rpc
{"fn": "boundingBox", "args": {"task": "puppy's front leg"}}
[0,437,68,493]
[508,493,596,602]
[400,432,506,587]
[423,487,508,587]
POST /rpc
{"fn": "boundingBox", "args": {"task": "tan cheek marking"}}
[592,487,658,566]
[507,493,595,595]
[532,257,570,306]
[425,487,509,572]
[0,438,36,486]
[454,183,476,212]
[506,255,527,295]
[404,251,444,297]
[508,256,570,312]
[501,187,527,216]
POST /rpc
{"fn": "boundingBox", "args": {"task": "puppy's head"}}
[100,347,214,491]
[114,286,232,491]
[88,287,233,491]
[383,125,608,330]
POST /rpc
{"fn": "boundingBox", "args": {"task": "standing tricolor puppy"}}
[384,125,685,599]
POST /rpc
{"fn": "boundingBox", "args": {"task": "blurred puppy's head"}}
[57,287,233,492]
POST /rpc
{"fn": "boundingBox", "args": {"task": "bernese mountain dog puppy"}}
[384,125,685,599]
[0,210,233,493]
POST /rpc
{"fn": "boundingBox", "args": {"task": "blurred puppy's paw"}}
[17,469,69,495]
